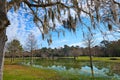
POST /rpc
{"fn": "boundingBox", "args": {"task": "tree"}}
[106,40,120,57]
[83,33,95,78]
[6,39,23,62]
[0,0,120,79]
[100,40,110,57]
[63,45,70,57]
[70,46,80,60]
[7,39,23,62]
[25,32,37,65]
[40,47,49,58]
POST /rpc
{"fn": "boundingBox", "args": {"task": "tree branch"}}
[113,0,120,7]
[23,1,69,8]
[7,0,23,11]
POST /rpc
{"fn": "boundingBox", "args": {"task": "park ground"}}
[3,56,120,80]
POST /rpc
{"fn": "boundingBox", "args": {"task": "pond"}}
[22,58,120,80]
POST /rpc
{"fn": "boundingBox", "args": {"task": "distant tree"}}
[6,39,23,63]
[70,47,80,60]
[49,49,55,60]
[15,43,23,58]
[100,40,110,57]
[40,47,49,58]
[107,40,120,57]
[100,40,110,48]
[63,45,70,57]
[25,32,37,65]
[114,40,120,57]
[83,33,95,78]
[34,49,41,57]
[92,46,102,57]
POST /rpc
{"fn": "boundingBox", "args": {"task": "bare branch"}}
[23,1,69,8]
[113,0,120,7]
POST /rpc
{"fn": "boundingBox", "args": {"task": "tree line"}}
[5,39,120,60]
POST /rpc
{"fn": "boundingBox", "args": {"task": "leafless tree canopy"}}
[26,32,37,51]
[5,0,120,43]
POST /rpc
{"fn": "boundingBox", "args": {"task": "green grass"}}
[77,56,120,63]
[3,64,61,80]
[4,56,120,64]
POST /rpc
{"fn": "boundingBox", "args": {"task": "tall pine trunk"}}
[0,0,10,80]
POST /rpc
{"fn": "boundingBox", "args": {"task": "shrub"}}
[109,58,118,60]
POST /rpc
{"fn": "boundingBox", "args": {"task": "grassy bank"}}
[4,56,120,64]
[59,56,120,63]
[3,65,61,80]
[77,56,120,63]
[4,64,109,80]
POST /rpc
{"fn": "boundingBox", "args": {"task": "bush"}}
[109,58,118,60]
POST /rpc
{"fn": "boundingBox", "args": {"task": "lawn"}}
[77,56,120,63]
[3,65,61,80]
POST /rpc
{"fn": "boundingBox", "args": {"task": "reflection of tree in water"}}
[25,59,120,79]
[93,62,120,76]
[111,63,120,75]
[35,58,90,69]
[93,62,110,70]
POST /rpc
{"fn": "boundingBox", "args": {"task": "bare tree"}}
[69,46,80,60]
[25,32,37,65]
[83,33,95,78]
[0,0,120,79]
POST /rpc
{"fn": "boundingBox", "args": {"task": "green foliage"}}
[100,40,120,57]
[109,58,118,60]
[6,39,23,58]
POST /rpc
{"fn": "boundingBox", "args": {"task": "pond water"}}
[22,58,120,80]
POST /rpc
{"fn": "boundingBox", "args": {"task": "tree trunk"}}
[30,50,33,65]
[22,52,25,62]
[74,56,76,60]
[88,47,94,78]
[0,1,10,79]
[0,29,7,80]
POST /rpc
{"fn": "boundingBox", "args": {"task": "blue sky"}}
[6,2,120,49]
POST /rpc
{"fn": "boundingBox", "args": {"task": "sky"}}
[6,1,120,49]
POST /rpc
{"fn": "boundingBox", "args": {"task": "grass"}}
[3,65,61,80]
[3,64,109,80]
[3,57,120,80]
[77,56,120,63]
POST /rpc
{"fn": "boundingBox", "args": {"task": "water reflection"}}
[80,66,109,77]
[22,62,120,80]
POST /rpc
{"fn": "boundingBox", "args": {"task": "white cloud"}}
[6,8,41,47]
[69,41,85,47]
[53,39,68,44]
[6,11,19,42]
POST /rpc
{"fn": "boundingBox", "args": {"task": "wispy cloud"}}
[53,39,68,44]
[6,8,41,46]
[69,41,85,47]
